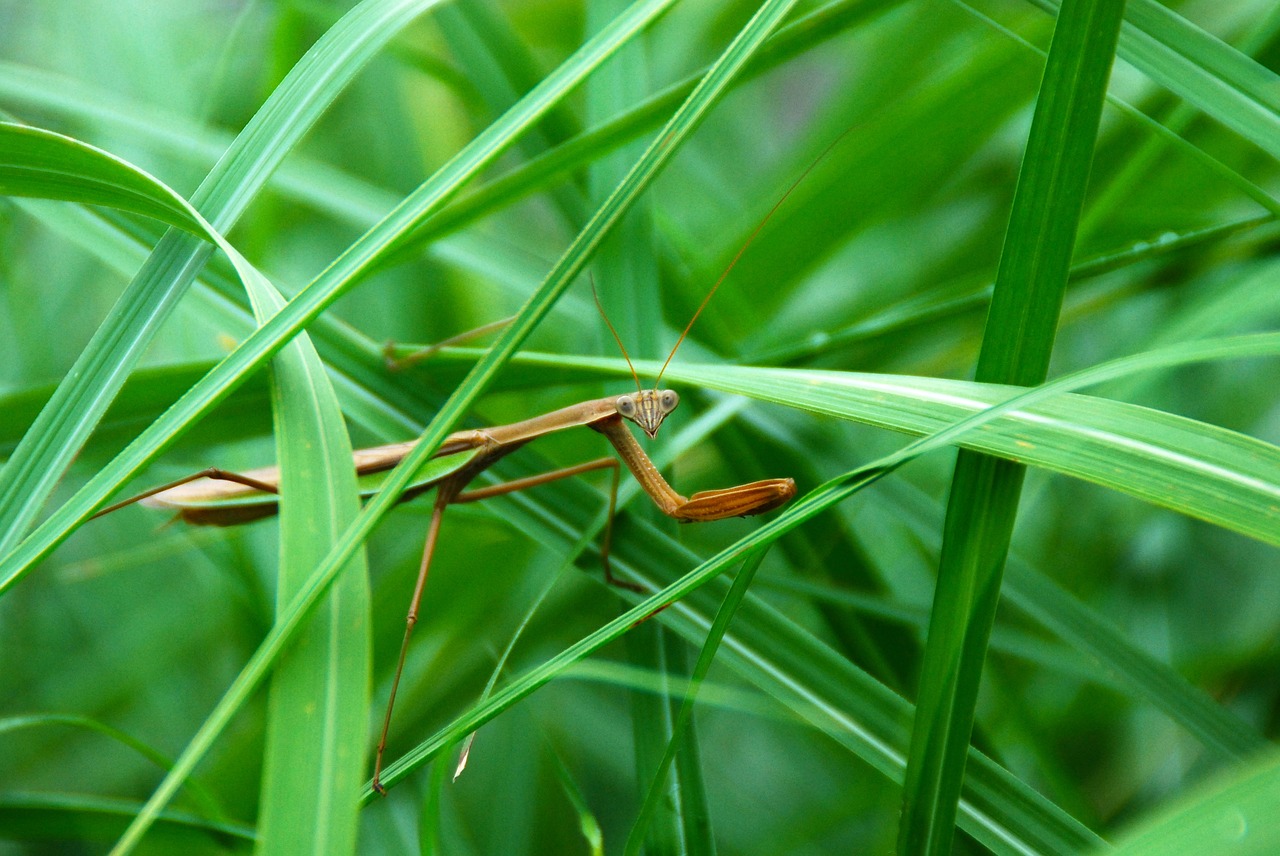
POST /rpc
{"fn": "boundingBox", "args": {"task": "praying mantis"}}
[91,148,831,791]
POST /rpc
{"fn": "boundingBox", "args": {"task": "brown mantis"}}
[95,264,803,796]
[92,129,848,794]
[95,319,795,793]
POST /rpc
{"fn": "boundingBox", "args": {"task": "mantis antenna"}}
[591,273,644,395]
[655,127,858,386]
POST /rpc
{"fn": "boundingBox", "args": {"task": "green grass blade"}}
[1104,751,1280,856]
[898,1,1126,851]
[625,549,769,856]
[245,280,368,855]
[1024,0,1280,158]
[0,122,277,312]
[0,715,227,824]
[0,793,256,852]
[1,116,378,852]
[0,122,378,829]
[0,122,203,234]
[1114,0,1280,161]
[0,0,448,554]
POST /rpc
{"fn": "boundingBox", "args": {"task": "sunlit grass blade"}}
[482,335,1280,549]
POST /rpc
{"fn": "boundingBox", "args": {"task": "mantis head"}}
[616,389,679,438]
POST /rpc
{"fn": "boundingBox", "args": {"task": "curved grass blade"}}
[0,122,272,302]
[0,0,449,555]
[243,278,367,856]
[0,117,379,856]
[0,122,204,234]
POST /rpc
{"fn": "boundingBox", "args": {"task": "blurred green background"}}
[1,0,1278,853]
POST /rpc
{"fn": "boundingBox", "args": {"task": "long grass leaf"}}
[246,279,367,855]
[899,2,1125,851]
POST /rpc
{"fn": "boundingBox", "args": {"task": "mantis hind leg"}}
[372,457,639,794]
[383,316,516,372]
[372,478,460,795]
[90,468,281,520]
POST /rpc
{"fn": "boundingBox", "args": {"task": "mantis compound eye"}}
[616,395,637,418]
[658,390,679,413]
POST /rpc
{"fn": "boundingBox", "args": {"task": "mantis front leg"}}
[591,413,796,521]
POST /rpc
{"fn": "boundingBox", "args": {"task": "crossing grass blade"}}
[243,277,368,856]
[1027,0,1280,161]
[0,0,451,555]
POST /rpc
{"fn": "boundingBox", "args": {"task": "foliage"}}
[1,0,1278,854]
